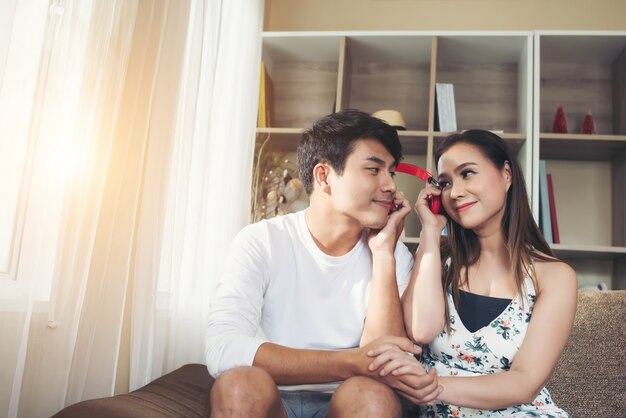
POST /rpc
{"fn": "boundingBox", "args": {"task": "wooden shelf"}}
[398,131,429,154]
[255,128,527,156]
[551,243,626,260]
[433,131,527,155]
[256,128,302,152]
[401,236,420,244]
[432,131,526,139]
[539,133,626,161]
[257,127,303,134]
[257,128,431,155]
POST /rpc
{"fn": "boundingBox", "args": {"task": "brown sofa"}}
[54,291,625,417]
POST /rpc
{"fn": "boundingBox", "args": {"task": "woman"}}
[371,130,577,417]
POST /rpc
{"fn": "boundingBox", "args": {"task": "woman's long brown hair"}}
[434,130,558,332]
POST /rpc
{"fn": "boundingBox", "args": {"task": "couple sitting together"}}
[205,110,577,418]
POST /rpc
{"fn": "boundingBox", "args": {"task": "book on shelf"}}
[434,83,457,132]
[258,61,273,128]
[546,173,560,244]
[538,160,553,244]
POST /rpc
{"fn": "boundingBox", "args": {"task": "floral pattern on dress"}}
[417,278,569,418]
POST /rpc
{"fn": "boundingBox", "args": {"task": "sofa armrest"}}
[53,364,214,418]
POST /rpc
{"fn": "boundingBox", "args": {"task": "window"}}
[0,1,68,303]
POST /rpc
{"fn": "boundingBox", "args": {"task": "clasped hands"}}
[358,336,443,405]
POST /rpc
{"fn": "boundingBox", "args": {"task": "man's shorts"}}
[279,390,420,418]
[280,390,331,418]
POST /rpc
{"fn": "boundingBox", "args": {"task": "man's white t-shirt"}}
[206,209,414,390]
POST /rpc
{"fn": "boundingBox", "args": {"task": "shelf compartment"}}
[539,133,626,161]
[552,244,626,290]
[342,35,433,131]
[398,131,429,154]
[256,128,428,155]
[262,35,343,128]
[545,159,613,247]
[538,35,626,136]
[435,35,532,134]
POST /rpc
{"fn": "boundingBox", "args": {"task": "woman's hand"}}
[415,185,447,233]
[366,339,443,404]
[367,341,425,377]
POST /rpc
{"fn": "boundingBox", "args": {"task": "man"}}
[206,110,439,418]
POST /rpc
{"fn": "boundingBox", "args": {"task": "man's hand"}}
[362,336,442,404]
[367,191,411,254]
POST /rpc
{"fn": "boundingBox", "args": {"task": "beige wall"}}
[265,0,626,31]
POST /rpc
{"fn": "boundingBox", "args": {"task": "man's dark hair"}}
[297,109,403,195]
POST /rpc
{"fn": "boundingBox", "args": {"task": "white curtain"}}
[0,0,262,416]
[129,0,263,389]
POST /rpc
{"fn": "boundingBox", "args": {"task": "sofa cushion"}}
[547,290,626,417]
[53,364,214,418]
[55,291,625,417]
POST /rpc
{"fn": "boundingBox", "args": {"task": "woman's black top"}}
[457,289,512,333]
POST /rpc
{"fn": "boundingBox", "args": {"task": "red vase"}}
[581,111,597,134]
[552,104,569,134]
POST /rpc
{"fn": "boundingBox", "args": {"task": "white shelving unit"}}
[255,30,626,289]
[258,31,532,238]
[534,31,626,289]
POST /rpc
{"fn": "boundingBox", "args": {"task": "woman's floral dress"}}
[419,277,569,418]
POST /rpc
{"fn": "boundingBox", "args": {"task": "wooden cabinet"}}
[255,30,626,289]
[534,31,626,289]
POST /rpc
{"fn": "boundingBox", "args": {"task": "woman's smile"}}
[455,201,476,212]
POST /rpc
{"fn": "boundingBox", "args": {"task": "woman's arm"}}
[401,186,447,343]
[434,260,577,409]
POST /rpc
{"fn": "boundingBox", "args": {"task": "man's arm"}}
[205,225,270,377]
[253,336,431,389]
[361,193,413,345]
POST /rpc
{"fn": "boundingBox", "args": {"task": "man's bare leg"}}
[210,366,288,418]
[328,376,402,418]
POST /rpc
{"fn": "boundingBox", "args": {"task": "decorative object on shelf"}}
[434,83,457,132]
[371,109,406,130]
[257,61,272,128]
[552,104,569,134]
[281,178,308,214]
[580,110,597,134]
[252,151,309,221]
